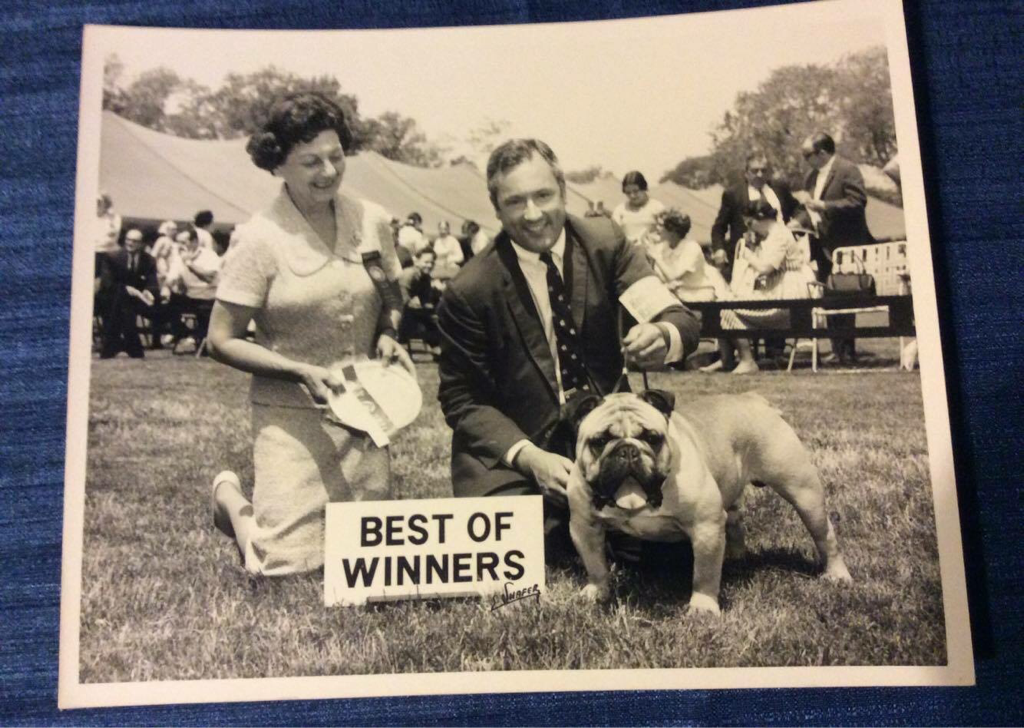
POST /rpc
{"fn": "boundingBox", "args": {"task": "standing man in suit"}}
[801,132,874,363]
[436,138,700,546]
[98,228,159,359]
[711,151,798,283]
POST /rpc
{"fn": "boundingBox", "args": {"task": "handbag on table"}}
[825,251,876,299]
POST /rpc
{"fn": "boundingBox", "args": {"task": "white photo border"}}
[58,0,975,709]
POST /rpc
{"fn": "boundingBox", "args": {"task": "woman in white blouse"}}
[611,170,666,245]
[648,209,727,302]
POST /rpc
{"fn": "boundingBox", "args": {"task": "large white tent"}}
[99,111,905,242]
[99,112,593,234]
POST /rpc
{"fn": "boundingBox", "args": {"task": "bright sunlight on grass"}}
[79,343,944,682]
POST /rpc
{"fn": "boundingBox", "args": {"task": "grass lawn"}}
[79,340,945,682]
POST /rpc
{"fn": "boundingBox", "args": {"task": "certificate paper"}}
[59,0,974,709]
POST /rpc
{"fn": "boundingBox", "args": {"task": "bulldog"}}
[565,390,852,614]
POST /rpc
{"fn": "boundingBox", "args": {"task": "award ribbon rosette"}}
[324,359,422,447]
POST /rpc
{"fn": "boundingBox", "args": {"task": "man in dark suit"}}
[711,151,798,283]
[801,132,874,363]
[98,228,159,359]
[437,139,700,532]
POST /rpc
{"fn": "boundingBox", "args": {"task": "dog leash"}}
[612,306,650,394]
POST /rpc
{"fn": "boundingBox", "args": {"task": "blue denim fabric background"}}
[0,0,1019,724]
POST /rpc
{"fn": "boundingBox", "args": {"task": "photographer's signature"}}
[490,582,540,611]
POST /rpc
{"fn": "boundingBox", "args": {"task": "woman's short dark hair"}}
[745,198,777,221]
[621,170,648,192]
[659,209,691,238]
[246,93,353,172]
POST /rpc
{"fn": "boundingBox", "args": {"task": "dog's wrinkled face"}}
[573,392,675,511]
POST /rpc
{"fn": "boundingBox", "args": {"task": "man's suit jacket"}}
[804,155,874,251]
[437,214,701,498]
[99,249,159,311]
[710,180,798,270]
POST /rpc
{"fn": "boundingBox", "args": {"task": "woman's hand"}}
[295,363,345,405]
[377,333,416,378]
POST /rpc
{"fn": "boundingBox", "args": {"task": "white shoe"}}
[731,360,760,375]
[212,470,242,538]
[699,359,724,373]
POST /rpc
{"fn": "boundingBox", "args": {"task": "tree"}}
[102,54,127,114]
[102,62,452,167]
[364,111,447,167]
[835,47,897,166]
[204,66,368,146]
[660,155,718,187]
[565,165,612,184]
[662,46,898,194]
[447,154,478,168]
[711,63,844,188]
[466,118,512,165]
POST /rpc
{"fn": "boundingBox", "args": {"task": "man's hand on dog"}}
[622,322,669,369]
[514,443,571,507]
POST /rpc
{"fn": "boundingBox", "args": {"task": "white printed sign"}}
[619,275,680,323]
[324,496,545,607]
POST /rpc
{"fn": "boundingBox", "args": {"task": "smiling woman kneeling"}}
[207,92,414,576]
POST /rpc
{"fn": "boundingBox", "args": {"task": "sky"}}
[96,0,888,180]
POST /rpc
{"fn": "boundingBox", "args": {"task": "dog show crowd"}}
[92,93,874,603]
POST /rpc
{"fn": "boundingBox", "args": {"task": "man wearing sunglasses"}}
[710,152,799,283]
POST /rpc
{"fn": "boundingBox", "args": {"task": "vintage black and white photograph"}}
[59,0,972,708]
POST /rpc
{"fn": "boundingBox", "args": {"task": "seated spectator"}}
[710,201,816,374]
[432,220,465,270]
[94,192,122,260]
[611,171,666,245]
[391,217,413,268]
[162,227,222,354]
[144,221,181,349]
[648,210,726,302]
[397,249,443,352]
[458,220,477,262]
[93,193,122,315]
[397,212,428,255]
[194,210,215,251]
[150,220,178,286]
[98,228,158,359]
[464,220,490,256]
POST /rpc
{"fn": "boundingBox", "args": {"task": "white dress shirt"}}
[748,183,784,220]
[432,234,465,268]
[813,155,836,201]
[503,228,683,465]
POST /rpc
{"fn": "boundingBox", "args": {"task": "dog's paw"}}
[580,583,611,603]
[823,560,853,584]
[687,593,722,616]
